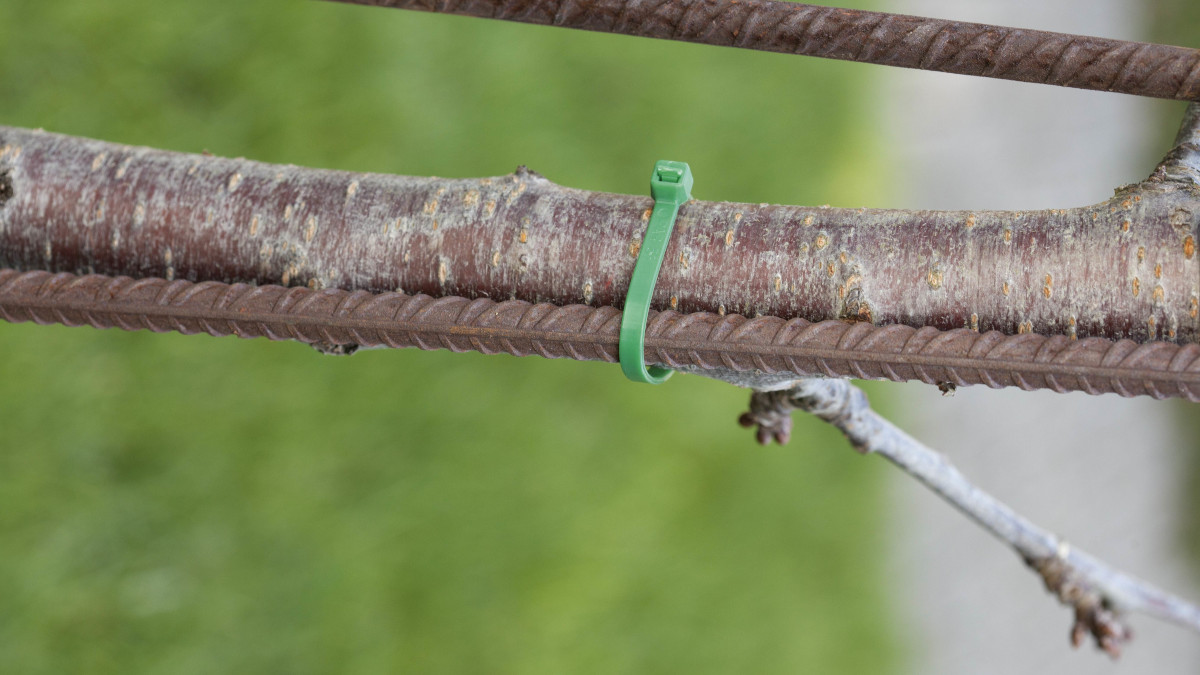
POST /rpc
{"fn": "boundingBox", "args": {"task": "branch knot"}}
[738,389,794,445]
[1027,553,1133,658]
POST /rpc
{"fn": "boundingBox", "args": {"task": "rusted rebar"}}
[322,0,1200,101]
[4,268,1200,400]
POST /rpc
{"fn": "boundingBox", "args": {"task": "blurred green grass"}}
[0,1,898,673]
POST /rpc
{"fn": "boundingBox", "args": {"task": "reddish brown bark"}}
[1,126,1197,346]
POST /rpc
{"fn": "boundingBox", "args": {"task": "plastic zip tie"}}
[619,160,694,384]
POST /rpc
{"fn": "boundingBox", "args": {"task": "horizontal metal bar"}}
[323,0,1200,101]
[3,268,1199,399]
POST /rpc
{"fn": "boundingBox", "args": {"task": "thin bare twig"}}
[1151,102,1200,186]
[733,376,1200,657]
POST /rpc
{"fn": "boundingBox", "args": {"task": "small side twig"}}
[736,377,1200,658]
[1149,102,1200,186]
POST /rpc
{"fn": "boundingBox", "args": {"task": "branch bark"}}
[2,124,1198,346]
[4,124,1200,398]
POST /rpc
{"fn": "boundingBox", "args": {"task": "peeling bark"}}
[0,169,11,209]
[0,129,12,209]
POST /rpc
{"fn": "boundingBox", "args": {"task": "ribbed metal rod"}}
[322,0,1200,101]
[4,268,1200,400]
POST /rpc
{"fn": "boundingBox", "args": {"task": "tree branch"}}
[1151,102,1200,186]
[2,125,1198,347]
[734,377,1200,657]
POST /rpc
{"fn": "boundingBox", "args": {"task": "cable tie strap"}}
[619,160,693,384]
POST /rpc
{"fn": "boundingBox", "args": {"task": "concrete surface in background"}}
[881,1,1200,672]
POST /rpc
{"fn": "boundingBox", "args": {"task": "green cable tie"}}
[619,160,694,384]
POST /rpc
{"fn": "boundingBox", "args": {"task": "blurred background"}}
[0,0,1195,672]
[885,2,1200,673]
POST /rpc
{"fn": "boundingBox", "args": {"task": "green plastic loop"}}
[619,160,694,384]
